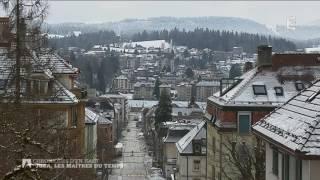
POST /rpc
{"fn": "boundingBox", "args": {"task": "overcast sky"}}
[45,1,320,27]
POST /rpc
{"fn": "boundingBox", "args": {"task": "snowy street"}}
[109,114,152,180]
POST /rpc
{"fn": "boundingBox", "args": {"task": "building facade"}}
[206,46,320,180]
[133,82,155,100]
[253,80,320,180]
[196,81,220,102]
[176,83,193,101]
[175,121,207,180]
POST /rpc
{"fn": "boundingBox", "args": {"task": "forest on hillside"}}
[62,52,119,92]
[131,28,296,53]
[49,28,296,53]
[49,31,120,50]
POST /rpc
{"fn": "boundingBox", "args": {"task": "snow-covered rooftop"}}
[128,100,206,110]
[253,80,320,156]
[0,51,79,104]
[85,108,112,125]
[122,40,171,49]
[163,124,195,143]
[209,65,320,107]
[176,121,206,154]
[196,80,220,87]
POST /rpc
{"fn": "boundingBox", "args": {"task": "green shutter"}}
[239,115,250,134]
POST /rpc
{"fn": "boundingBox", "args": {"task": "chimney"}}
[0,17,10,47]
[257,45,272,68]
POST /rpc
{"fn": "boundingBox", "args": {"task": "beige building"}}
[196,81,220,102]
[176,83,193,101]
[133,82,155,100]
[112,75,132,93]
[100,94,128,144]
[206,46,320,180]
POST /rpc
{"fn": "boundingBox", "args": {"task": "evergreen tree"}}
[130,28,296,53]
[185,67,194,78]
[134,49,139,55]
[183,49,190,58]
[229,64,242,78]
[154,90,172,130]
[153,78,161,100]
[97,60,106,92]
[188,96,196,108]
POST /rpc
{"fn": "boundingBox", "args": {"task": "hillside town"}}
[1,1,320,180]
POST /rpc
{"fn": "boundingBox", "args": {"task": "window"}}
[0,79,5,90]
[282,154,290,180]
[296,158,302,180]
[33,80,40,94]
[193,160,200,171]
[272,149,279,176]
[274,87,284,96]
[212,137,216,153]
[238,112,251,134]
[71,107,78,127]
[295,82,305,91]
[252,85,267,95]
[194,143,201,154]
[212,165,215,179]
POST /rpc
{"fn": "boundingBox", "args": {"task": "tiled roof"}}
[0,50,79,104]
[38,53,78,74]
[253,80,320,156]
[20,80,78,104]
[0,50,78,77]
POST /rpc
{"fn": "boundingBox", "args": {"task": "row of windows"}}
[272,149,302,180]
[252,82,305,96]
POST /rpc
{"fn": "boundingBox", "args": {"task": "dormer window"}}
[194,143,201,154]
[252,85,267,95]
[295,82,305,91]
[274,87,284,96]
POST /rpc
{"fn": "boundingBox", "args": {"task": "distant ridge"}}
[46,16,320,41]
[47,16,274,36]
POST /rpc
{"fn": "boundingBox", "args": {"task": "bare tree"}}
[220,135,265,180]
[0,1,94,179]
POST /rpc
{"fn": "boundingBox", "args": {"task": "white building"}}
[175,121,207,180]
[163,123,195,179]
[253,80,320,180]
[112,75,132,93]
